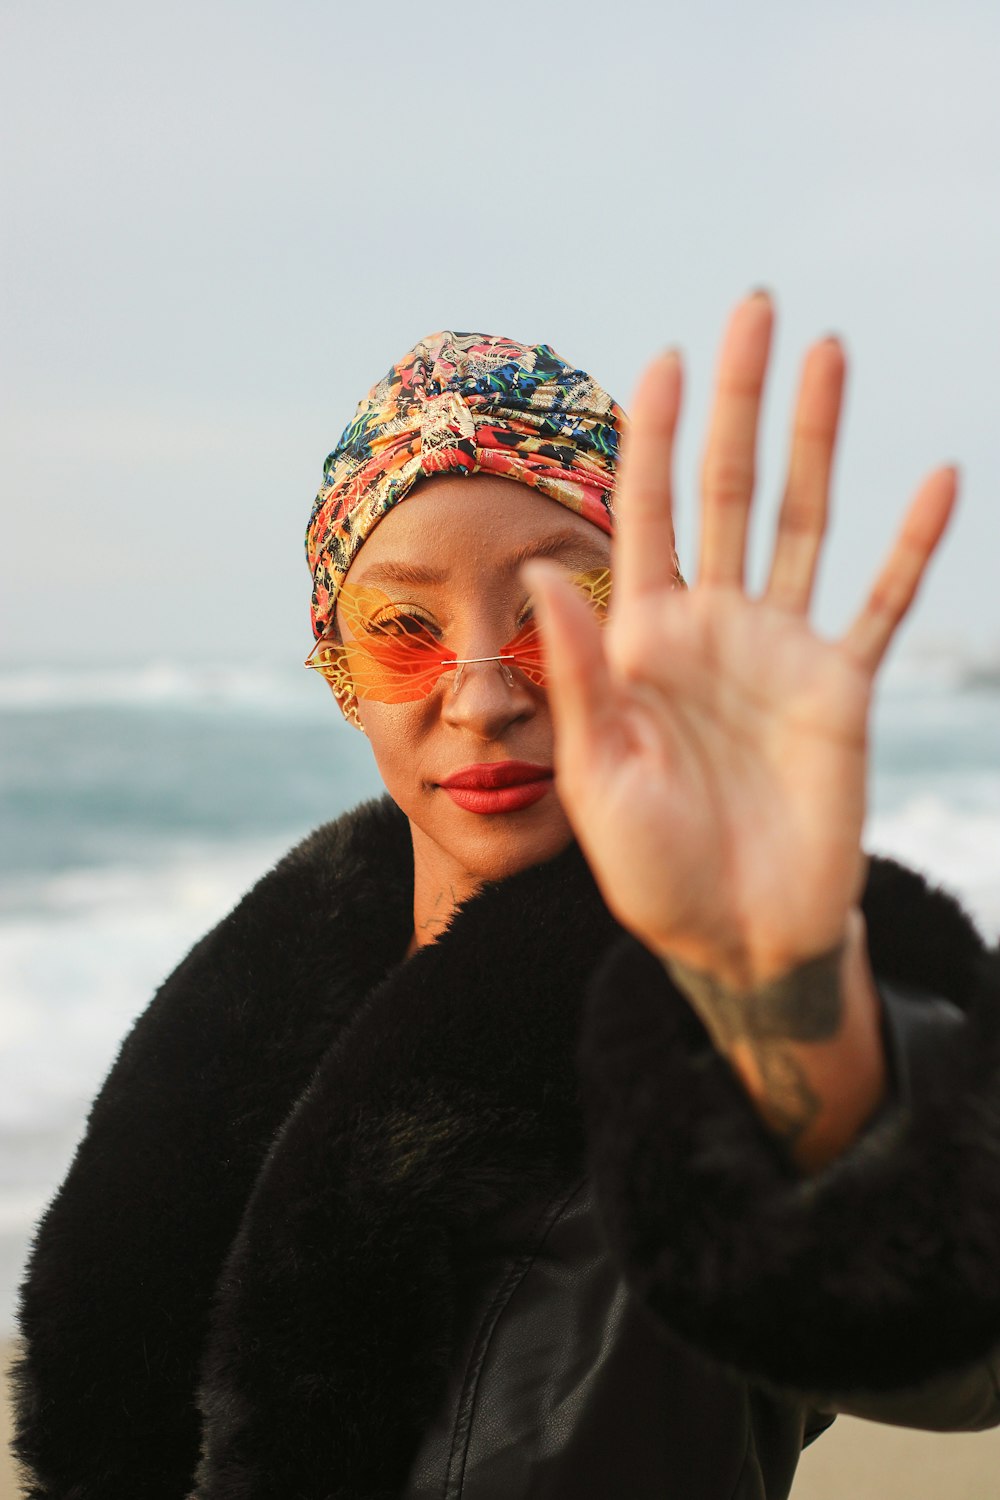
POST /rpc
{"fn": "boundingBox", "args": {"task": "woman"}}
[14,296,1000,1498]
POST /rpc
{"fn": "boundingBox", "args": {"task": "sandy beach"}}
[3,1336,1000,1498]
[792,1411,1000,1498]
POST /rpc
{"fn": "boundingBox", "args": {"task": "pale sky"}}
[3,0,999,666]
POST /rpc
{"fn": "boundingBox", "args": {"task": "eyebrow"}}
[354,532,608,589]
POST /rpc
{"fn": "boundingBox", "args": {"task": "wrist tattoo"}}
[664,944,845,1144]
[663,944,845,1050]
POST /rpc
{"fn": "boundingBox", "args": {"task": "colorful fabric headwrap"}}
[305,331,628,641]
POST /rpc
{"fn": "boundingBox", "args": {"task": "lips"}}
[439,761,554,791]
[437,761,554,815]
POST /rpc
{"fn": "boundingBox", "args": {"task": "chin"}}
[418,794,576,885]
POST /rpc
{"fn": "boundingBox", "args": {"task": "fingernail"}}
[521,559,557,592]
[748,286,772,302]
[820,333,842,345]
[661,346,682,362]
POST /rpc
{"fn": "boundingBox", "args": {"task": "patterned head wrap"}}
[305,331,627,640]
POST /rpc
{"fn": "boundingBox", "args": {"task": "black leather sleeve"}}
[815,1348,1000,1432]
[578,856,1000,1413]
[816,982,1000,1432]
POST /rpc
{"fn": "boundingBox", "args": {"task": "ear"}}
[335,685,366,735]
[314,629,366,735]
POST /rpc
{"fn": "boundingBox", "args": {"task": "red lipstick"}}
[438,761,554,814]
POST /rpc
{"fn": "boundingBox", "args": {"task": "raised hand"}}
[527,293,956,993]
[525,295,957,1168]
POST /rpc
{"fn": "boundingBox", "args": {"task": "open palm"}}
[528,295,956,989]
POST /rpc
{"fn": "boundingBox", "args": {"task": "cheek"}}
[356,702,432,807]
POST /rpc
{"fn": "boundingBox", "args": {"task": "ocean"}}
[1,657,998,1334]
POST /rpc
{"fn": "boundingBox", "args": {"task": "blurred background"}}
[2,1,999,1493]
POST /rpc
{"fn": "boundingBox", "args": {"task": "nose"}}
[440,653,537,738]
[450,654,516,693]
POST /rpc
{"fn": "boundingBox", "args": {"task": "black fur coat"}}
[14,796,1000,1498]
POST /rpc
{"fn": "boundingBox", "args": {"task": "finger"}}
[522,561,625,786]
[764,337,846,613]
[698,291,774,589]
[613,349,684,606]
[843,467,959,671]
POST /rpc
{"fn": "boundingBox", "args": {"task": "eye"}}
[366,606,440,639]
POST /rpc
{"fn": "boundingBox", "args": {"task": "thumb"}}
[522,561,623,787]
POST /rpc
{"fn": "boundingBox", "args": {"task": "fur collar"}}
[17,795,619,1498]
[194,799,621,1495]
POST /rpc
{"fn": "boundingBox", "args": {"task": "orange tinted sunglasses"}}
[305,566,611,705]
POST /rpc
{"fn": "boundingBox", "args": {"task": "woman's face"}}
[332,474,612,892]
